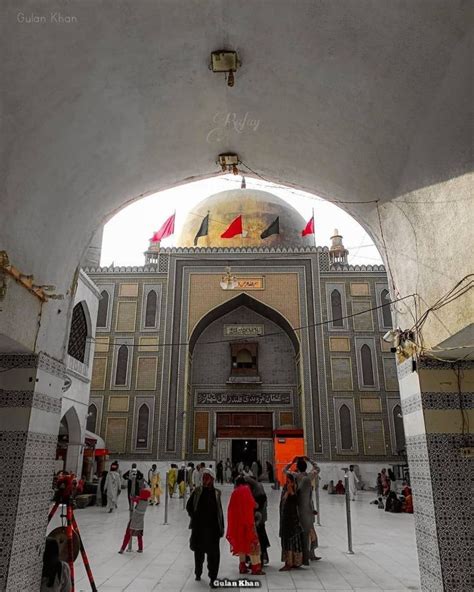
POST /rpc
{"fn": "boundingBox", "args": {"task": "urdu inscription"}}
[233,277,265,290]
[224,324,264,337]
[197,392,291,405]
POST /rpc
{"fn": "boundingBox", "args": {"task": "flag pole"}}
[312,207,316,248]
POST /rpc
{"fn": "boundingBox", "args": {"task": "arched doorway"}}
[57,407,82,475]
[187,294,300,475]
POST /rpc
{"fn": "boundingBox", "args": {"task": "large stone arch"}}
[189,293,300,356]
[0,3,472,590]
[186,293,302,462]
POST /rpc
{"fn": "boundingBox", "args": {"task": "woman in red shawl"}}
[226,477,265,575]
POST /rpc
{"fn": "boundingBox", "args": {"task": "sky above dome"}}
[101,175,383,266]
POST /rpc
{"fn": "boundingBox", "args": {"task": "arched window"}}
[67,303,88,362]
[86,403,97,433]
[339,404,353,450]
[97,290,109,328]
[145,290,157,328]
[115,345,129,385]
[361,344,375,386]
[393,404,405,453]
[381,289,391,327]
[331,289,343,327]
[136,404,149,448]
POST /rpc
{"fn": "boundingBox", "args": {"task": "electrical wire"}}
[454,365,470,447]
[90,293,415,350]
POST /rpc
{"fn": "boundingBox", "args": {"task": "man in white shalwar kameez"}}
[104,463,122,512]
[348,465,359,501]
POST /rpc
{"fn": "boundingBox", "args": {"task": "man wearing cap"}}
[186,468,224,588]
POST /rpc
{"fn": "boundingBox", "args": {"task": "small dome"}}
[177,189,313,248]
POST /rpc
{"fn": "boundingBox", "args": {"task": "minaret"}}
[144,239,161,264]
[329,229,349,265]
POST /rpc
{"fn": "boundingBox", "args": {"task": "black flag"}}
[260,216,280,239]
[194,213,209,245]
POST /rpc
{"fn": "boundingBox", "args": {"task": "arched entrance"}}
[57,407,82,475]
[187,294,300,475]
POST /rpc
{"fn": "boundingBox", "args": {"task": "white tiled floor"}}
[48,487,421,591]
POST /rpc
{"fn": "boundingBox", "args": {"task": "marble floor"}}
[48,487,421,592]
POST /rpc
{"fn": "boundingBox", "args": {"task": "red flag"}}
[301,215,314,236]
[221,215,243,239]
[151,213,175,242]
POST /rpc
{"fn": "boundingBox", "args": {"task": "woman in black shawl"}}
[279,473,304,571]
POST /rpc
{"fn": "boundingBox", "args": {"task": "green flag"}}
[194,213,209,245]
[260,216,280,239]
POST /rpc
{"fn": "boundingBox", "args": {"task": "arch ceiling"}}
[1,0,472,357]
[189,294,300,355]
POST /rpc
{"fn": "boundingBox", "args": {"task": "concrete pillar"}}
[398,357,473,592]
[0,352,64,591]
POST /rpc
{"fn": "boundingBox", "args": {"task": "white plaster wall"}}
[0,0,471,361]
[60,271,100,475]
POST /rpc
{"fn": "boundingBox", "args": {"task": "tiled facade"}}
[85,246,405,470]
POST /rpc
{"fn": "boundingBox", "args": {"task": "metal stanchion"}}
[344,473,354,554]
[182,481,187,510]
[163,472,169,525]
[315,483,321,526]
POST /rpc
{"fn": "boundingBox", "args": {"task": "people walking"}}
[279,474,304,571]
[186,468,224,588]
[225,459,232,483]
[148,464,162,505]
[226,477,265,576]
[192,462,203,490]
[104,462,121,513]
[118,489,151,553]
[283,455,319,565]
[168,464,178,498]
[348,465,359,501]
[123,463,144,510]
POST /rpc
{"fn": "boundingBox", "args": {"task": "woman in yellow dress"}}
[148,464,162,505]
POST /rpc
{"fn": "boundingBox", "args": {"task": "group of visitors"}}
[44,457,321,590]
[373,469,414,513]
[185,456,321,588]
[213,458,275,484]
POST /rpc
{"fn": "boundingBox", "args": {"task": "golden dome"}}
[177,189,313,248]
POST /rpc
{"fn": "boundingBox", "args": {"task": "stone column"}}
[398,357,473,592]
[0,353,64,591]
